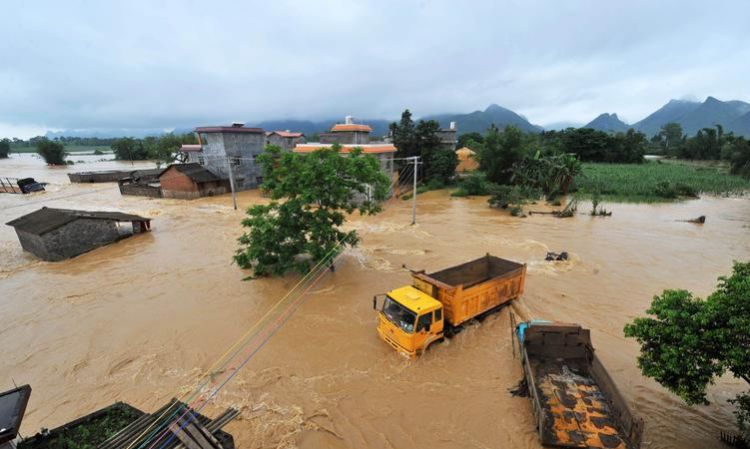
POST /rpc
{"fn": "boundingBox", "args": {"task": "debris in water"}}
[545,251,569,262]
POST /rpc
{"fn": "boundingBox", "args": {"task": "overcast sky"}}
[2,0,749,138]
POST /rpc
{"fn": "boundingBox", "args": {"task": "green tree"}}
[659,122,684,156]
[111,137,148,161]
[150,134,182,166]
[36,138,67,165]
[234,144,390,277]
[390,111,451,183]
[0,138,10,158]
[390,109,418,159]
[457,132,484,149]
[624,262,750,438]
[479,125,529,185]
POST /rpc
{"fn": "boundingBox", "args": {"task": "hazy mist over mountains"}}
[45,96,750,139]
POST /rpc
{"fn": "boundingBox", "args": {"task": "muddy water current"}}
[1,154,749,448]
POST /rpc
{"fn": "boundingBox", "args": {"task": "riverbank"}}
[575,160,750,202]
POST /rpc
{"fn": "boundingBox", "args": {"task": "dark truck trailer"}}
[516,321,643,449]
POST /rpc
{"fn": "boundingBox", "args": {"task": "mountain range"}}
[44,97,750,139]
[584,97,750,137]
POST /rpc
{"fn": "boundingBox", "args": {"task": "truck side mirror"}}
[372,296,377,310]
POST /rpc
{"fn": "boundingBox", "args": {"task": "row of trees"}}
[110,133,196,166]
[651,122,750,177]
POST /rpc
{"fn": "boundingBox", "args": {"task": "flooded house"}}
[6,207,151,261]
[294,118,397,199]
[265,130,305,150]
[158,163,229,199]
[181,123,267,190]
[0,384,31,449]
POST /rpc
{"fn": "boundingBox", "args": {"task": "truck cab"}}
[374,286,444,358]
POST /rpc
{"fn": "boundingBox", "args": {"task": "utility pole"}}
[226,157,238,210]
[409,156,421,225]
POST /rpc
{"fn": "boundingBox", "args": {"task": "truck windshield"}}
[382,296,416,333]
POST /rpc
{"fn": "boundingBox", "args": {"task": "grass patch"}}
[575,161,750,202]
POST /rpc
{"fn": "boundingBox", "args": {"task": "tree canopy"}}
[390,109,457,185]
[624,262,750,437]
[36,138,67,165]
[234,144,390,277]
[0,138,10,159]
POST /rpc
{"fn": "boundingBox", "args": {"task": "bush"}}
[93,149,104,155]
[488,185,539,210]
[36,139,67,165]
[452,172,493,197]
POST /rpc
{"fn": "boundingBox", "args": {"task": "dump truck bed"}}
[412,254,526,326]
[518,322,643,449]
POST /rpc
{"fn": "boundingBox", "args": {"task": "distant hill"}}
[633,97,750,137]
[633,99,701,136]
[584,113,630,133]
[425,104,543,134]
[728,111,750,137]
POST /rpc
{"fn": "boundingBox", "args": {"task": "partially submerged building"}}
[6,208,151,261]
[265,131,305,150]
[0,384,31,449]
[159,163,228,199]
[192,123,266,190]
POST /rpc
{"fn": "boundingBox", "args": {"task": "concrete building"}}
[6,207,151,261]
[319,116,372,145]
[194,123,266,190]
[437,121,458,151]
[265,131,305,150]
[159,163,229,199]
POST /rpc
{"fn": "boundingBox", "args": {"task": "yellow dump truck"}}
[373,254,526,357]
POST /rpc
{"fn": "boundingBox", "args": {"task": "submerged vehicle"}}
[515,321,643,449]
[373,254,526,357]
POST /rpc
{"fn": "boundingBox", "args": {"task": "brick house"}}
[159,163,229,199]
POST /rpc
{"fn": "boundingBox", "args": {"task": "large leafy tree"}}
[390,110,453,184]
[111,137,149,161]
[234,144,390,277]
[0,138,10,158]
[479,125,529,185]
[659,122,684,156]
[36,138,67,165]
[624,262,750,438]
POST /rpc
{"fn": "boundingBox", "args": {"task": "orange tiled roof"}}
[293,143,396,154]
[331,124,372,132]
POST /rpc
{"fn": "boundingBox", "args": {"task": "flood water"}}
[1,154,749,448]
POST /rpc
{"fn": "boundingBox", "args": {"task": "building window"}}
[231,157,241,166]
[198,156,205,165]
[256,176,264,185]
[252,154,259,163]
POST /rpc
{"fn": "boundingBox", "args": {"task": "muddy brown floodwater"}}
[1,154,749,449]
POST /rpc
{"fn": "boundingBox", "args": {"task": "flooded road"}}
[1,154,748,448]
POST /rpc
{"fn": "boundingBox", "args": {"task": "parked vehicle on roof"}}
[373,254,526,357]
[515,321,643,449]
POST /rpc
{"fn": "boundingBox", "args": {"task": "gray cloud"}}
[1,0,749,137]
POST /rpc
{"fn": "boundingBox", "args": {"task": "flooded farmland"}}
[1,154,749,449]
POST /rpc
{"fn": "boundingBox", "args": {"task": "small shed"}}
[6,208,151,261]
[455,147,479,173]
[159,163,229,199]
